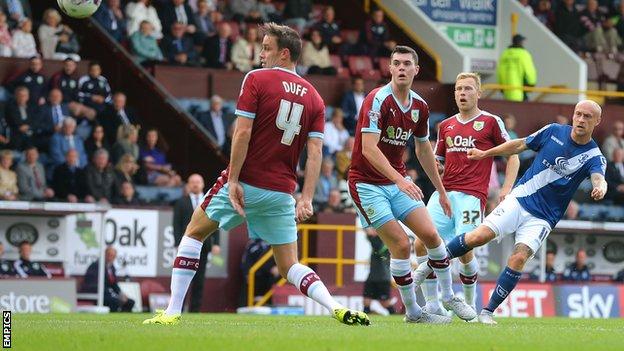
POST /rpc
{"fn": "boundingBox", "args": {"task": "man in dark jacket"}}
[83,246,135,312]
[202,22,233,69]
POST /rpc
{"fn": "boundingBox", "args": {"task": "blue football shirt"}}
[510,124,606,227]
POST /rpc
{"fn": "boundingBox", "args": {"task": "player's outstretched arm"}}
[590,173,608,201]
[415,140,451,216]
[297,137,323,222]
[361,133,423,200]
[228,117,254,216]
[467,138,528,160]
[500,154,520,201]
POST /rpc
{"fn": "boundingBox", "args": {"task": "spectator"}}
[534,0,555,30]
[612,1,624,42]
[173,173,220,311]
[257,0,281,23]
[0,149,17,200]
[563,248,592,282]
[14,241,51,278]
[335,136,354,180]
[6,86,38,151]
[228,0,259,23]
[114,153,139,191]
[113,181,142,205]
[497,34,537,101]
[83,246,135,312]
[159,0,197,37]
[340,76,366,134]
[16,146,54,201]
[49,59,98,128]
[85,148,115,203]
[194,0,216,40]
[602,120,624,161]
[518,0,533,15]
[84,124,111,162]
[2,0,31,29]
[130,20,164,65]
[7,56,46,105]
[52,148,89,203]
[11,18,35,57]
[112,124,139,164]
[202,22,233,69]
[360,9,396,57]
[530,250,558,282]
[78,61,112,114]
[324,189,346,213]
[502,113,519,139]
[301,29,336,76]
[231,26,262,73]
[197,94,235,149]
[315,6,341,51]
[239,238,278,306]
[125,0,162,39]
[580,0,621,53]
[38,9,78,61]
[313,157,338,210]
[49,117,88,169]
[98,91,140,146]
[0,12,12,57]
[0,114,9,150]
[161,22,199,66]
[554,0,583,50]
[140,128,181,186]
[324,108,349,155]
[52,24,80,62]
[41,88,70,134]
[362,227,394,315]
[606,148,624,204]
[283,0,312,34]
[93,0,127,42]
[0,241,16,277]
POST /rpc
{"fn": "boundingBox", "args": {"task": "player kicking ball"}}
[348,46,476,324]
[144,23,369,326]
[413,100,608,324]
[413,73,519,317]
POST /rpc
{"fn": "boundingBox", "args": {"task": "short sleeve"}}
[414,104,430,142]
[308,98,325,139]
[491,115,511,145]
[235,72,258,119]
[525,123,553,151]
[589,155,607,177]
[359,93,382,134]
[434,123,446,161]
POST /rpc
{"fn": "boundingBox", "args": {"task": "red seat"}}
[330,55,350,78]
[378,57,391,78]
[348,55,380,80]
[225,21,240,41]
[340,29,360,43]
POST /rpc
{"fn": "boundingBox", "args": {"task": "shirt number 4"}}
[276,99,303,145]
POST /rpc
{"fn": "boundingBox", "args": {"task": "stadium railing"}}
[482,83,624,101]
[247,224,368,307]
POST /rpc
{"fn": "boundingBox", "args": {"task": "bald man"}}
[413,100,608,324]
[172,173,220,312]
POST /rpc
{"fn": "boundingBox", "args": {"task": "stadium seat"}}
[582,55,600,81]
[330,55,350,78]
[226,21,240,41]
[378,57,391,78]
[348,55,381,81]
[340,29,359,43]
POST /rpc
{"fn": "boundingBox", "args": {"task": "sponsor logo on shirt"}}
[381,126,412,146]
[444,135,476,152]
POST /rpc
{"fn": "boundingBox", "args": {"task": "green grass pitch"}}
[11,313,624,351]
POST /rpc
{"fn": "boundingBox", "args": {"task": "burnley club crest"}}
[411,109,420,123]
[473,121,484,131]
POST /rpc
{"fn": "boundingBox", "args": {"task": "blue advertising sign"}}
[558,285,620,318]
[412,0,497,26]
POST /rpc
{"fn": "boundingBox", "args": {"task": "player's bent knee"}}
[184,208,218,241]
[507,252,530,271]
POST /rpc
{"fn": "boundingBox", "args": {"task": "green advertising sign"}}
[445,26,496,49]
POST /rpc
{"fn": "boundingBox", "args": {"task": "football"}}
[57,0,101,19]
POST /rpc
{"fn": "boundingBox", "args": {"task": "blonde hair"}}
[117,124,139,142]
[455,72,481,91]
[43,9,62,25]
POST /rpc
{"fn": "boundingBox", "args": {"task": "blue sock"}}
[485,266,522,313]
[445,233,471,259]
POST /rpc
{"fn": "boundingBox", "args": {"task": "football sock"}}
[417,255,439,307]
[460,257,479,309]
[287,263,342,312]
[427,243,454,301]
[391,258,422,319]
[166,236,203,315]
[446,233,471,259]
[485,266,521,313]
